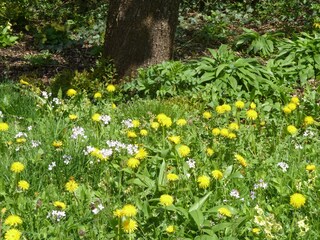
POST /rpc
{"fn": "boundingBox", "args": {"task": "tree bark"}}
[103,0,181,79]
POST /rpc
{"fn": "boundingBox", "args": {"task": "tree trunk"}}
[103,0,181,79]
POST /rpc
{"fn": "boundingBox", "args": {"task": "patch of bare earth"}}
[0,35,96,84]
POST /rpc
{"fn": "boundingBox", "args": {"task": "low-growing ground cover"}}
[0,81,319,239]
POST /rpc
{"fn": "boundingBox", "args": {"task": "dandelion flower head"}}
[156,113,172,127]
[287,125,298,135]
[290,193,306,208]
[168,135,181,144]
[176,118,187,126]
[218,207,232,217]
[65,179,79,193]
[18,180,29,191]
[0,122,9,131]
[66,89,77,97]
[167,173,179,182]
[122,219,138,234]
[203,111,212,119]
[160,194,174,206]
[127,158,140,169]
[106,84,116,92]
[166,225,175,233]
[5,215,23,226]
[197,175,210,189]
[235,100,245,109]
[246,109,258,120]
[211,170,223,180]
[54,201,66,210]
[122,204,137,217]
[135,148,148,160]
[177,145,190,157]
[4,228,22,240]
[10,162,25,173]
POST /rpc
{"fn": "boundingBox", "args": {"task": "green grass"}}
[0,81,319,239]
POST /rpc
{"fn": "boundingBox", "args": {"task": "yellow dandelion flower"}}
[167,173,179,181]
[166,225,175,233]
[229,122,239,131]
[66,89,77,97]
[127,130,137,138]
[151,122,160,130]
[306,164,316,171]
[106,84,116,92]
[228,132,237,139]
[4,228,22,240]
[290,96,300,105]
[220,128,229,137]
[135,148,148,159]
[168,135,181,144]
[290,193,306,208]
[69,114,78,120]
[246,109,258,120]
[314,22,320,28]
[140,129,148,136]
[157,113,172,127]
[206,147,214,156]
[132,120,140,128]
[18,180,29,191]
[287,125,298,135]
[218,207,232,217]
[250,102,256,109]
[92,113,101,122]
[65,179,79,193]
[52,140,63,148]
[54,201,66,210]
[212,128,220,136]
[10,162,25,173]
[113,209,123,217]
[222,104,231,112]
[203,111,212,119]
[5,215,23,226]
[20,79,30,85]
[177,145,190,157]
[282,106,292,114]
[197,175,210,189]
[211,170,223,180]
[16,138,26,143]
[287,102,297,111]
[112,103,117,109]
[0,122,9,131]
[252,228,260,234]
[160,194,174,206]
[176,118,187,126]
[94,92,102,99]
[235,100,245,109]
[215,105,225,114]
[122,219,138,234]
[235,154,247,167]
[127,158,140,169]
[304,116,314,126]
[122,204,137,217]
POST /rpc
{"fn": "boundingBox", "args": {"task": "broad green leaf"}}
[189,191,212,212]
[189,209,204,229]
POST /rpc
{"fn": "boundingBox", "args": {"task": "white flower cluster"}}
[100,115,111,125]
[92,204,104,215]
[0,110,3,118]
[71,126,87,139]
[41,91,52,99]
[15,132,27,138]
[186,158,196,169]
[48,161,56,171]
[254,179,268,190]
[106,140,138,155]
[31,140,41,148]
[47,210,66,222]
[63,155,72,165]
[121,119,133,128]
[277,162,289,172]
